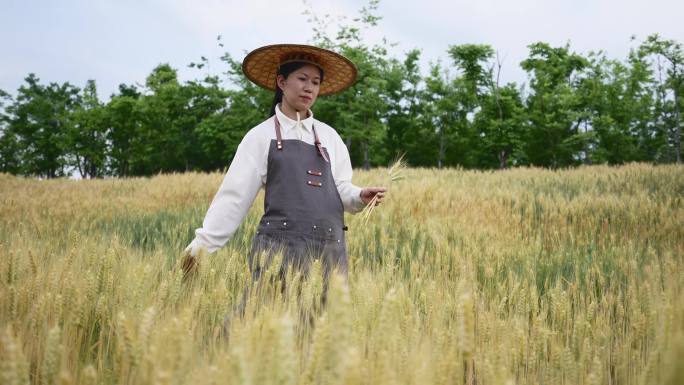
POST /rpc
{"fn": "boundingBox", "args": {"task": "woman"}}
[182,44,386,284]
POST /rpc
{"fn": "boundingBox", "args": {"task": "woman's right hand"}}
[180,248,199,279]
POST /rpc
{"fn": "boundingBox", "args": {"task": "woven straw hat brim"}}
[242,44,357,96]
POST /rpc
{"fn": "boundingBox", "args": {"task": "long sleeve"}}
[332,133,365,213]
[185,133,265,255]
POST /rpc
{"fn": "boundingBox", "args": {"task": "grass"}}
[0,163,683,385]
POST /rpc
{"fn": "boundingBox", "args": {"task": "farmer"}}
[182,44,386,291]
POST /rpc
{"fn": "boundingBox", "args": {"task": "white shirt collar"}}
[275,103,314,133]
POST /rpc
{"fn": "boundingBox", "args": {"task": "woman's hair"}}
[269,61,324,116]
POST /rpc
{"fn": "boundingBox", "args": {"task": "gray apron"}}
[223,115,349,335]
[248,115,348,280]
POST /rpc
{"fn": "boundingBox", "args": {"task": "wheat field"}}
[1,164,683,385]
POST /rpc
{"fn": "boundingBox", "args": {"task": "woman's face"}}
[277,64,321,113]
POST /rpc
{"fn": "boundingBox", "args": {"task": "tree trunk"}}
[76,154,85,178]
[363,140,370,170]
[438,128,445,168]
[494,53,504,120]
[88,158,97,179]
[493,53,506,169]
[674,88,682,163]
[498,150,507,169]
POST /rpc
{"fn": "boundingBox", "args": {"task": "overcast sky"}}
[2,0,683,100]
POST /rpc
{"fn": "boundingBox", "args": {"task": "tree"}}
[421,63,463,167]
[184,75,231,171]
[447,45,527,169]
[69,80,108,178]
[521,43,589,167]
[384,50,429,166]
[639,34,684,163]
[625,45,664,162]
[131,64,186,174]
[474,80,526,169]
[575,51,658,164]
[0,89,20,174]
[5,74,81,178]
[106,84,141,176]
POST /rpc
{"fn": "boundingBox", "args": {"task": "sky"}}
[2,0,683,101]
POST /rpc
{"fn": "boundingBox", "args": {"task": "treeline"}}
[0,3,682,178]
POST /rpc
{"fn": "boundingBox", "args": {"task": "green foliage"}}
[0,89,20,174]
[521,42,590,167]
[577,53,646,164]
[384,50,425,165]
[70,80,108,178]
[106,84,141,176]
[638,34,684,163]
[0,1,682,176]
[2,74,81,178]
[474,82,526,168]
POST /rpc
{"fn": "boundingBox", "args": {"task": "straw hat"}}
[242,44,357,96]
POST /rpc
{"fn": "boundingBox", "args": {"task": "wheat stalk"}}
[358,153,407,224]
[1,326,30,385]
[42,325,62,385]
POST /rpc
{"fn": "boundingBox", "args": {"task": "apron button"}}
[328,228,332,232]
[266,222,270,226]
[283,222,287,226]
[337,239,341,243]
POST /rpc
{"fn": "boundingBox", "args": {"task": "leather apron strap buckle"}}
[315,139,329,162]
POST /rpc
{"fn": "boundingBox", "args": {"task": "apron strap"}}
[274,116,283,150]
[273,115,330,163]
[313,125,330,163]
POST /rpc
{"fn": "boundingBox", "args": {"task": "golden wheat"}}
[0,164,682,384]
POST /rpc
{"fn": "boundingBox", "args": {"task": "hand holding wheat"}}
[360,187,387,206]
[358,154,406,224]
[179,247,203,281]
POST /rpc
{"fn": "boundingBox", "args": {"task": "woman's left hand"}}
[360,187,387,206]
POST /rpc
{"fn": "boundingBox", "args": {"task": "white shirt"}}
[185,104,365,255]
